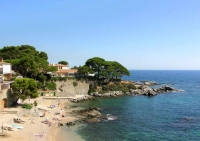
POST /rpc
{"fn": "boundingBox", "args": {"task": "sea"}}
[64,70,200,141]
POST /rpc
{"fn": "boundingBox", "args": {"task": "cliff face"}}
[55,80,89,97]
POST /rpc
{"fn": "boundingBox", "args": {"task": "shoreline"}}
[0,97,83,141]
[0,82,182,141]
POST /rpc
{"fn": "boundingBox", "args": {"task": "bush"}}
[37,81,45,89]
[51,76,76,81]
[51,77,58,81]
[58,77,67,81]
[73,81,78,87]
[46,82,57,90]
[101,81,136,93]
[22,103,33,109]
[34,101,38,107]
[88,87,96,94]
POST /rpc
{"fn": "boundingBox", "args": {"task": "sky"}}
[0,0,200,70]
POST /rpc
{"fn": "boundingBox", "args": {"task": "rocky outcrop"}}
[154,85,177,93]
[67,95,94,103]
[72,107,109,123]
[66,121,76,126]
[67,81,182,103]
[90,84,180,98]
[90,91,124,97]
[143,81,158,86]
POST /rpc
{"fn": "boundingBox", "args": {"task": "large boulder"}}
[155,85,177,93]
[87,110,102,118]
[144,81,158,86]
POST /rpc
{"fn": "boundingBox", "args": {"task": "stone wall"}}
[42,80,90,97]
[0,89,16,111]
[56,80,89,96]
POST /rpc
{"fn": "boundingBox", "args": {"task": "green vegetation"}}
[37,81,45,90]
[51,76,75,82]
[1,44,131,100]
[46,82,57,90]
[102,82,136,92]
[78,65,94,77]
[0,45,57,79]
[85,57,130,80]
[22,103,33,109]
[88,84,96,94]
[33,100,38,107]
[88,81,136,94]
[73,81,78,87]
[11,78,38,100]
[71,66,78,69]
[58,61,68,65]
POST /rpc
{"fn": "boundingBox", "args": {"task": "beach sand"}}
[0,97,84,141]
[55,125,85,141]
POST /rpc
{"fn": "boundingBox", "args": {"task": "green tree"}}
[85,57,130,80]
[17,56,39,78]
[110,61,130,79]
[58,61,68,65]
[71,66,78,69]
[11,78,38,100]
[85,57,105,79]
[78,66,93,77]
[37,73,47,83]
[0,45,57,79]
[46,82,56,90]
[39,51,48,60]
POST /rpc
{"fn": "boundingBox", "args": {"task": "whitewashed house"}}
[0,58,14,111]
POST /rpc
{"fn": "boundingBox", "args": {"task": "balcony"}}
[0,74,13,84]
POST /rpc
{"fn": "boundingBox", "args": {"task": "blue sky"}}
[0,0,200,70]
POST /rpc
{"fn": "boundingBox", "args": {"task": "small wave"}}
[106,114,117,120]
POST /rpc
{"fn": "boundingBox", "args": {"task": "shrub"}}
[22,103,32,109]
[37,81,45,89]
[34,100,38,107]
[88,87,96,94]
[51,77,58,81]
[46,82,57,90]
[58,77,67,81]
[73,81,78,87]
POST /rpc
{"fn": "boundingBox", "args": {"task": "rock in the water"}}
[87,110,102,118]
[66,122,76,126]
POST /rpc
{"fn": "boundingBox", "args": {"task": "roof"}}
[57,69,78,74]
[49,64,69,67]
[0,62,11,65]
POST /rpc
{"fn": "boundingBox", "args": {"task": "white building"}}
[0,58,14,111]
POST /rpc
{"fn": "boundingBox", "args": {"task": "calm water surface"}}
[74,70,200,141]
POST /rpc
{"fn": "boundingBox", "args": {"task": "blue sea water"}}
[74,70,200,141]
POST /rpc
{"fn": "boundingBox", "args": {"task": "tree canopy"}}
[85,57,130,80]
[58,61,68,65]
[0,45,57,78]
[11,78,38,100]
[78,65,94,77]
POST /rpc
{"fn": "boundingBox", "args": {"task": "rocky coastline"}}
[66,107,118,126]
[64,81,183,126]
[67,81,183,103]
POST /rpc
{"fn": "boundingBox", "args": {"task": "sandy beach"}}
[0,96,84,141]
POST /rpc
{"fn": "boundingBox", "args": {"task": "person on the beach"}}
[48,122,52,127]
